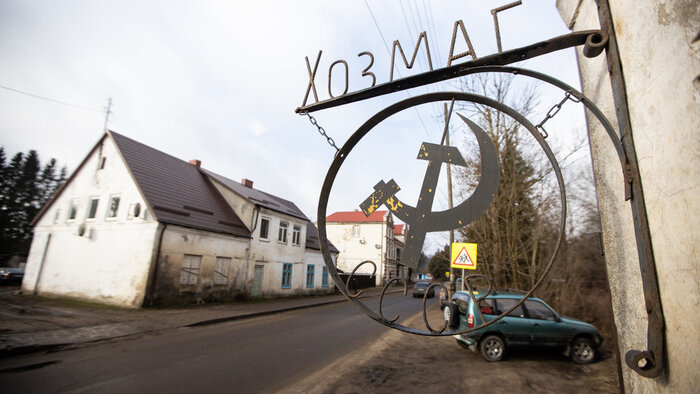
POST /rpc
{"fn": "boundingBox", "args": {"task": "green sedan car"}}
[443,290,602,364]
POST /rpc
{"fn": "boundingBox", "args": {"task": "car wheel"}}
[480,335,505,362]
[443,302,460,329]
[456,338,470,349]
[571,337,596,364]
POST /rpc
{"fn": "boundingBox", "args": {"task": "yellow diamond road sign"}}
[451,243,477,270]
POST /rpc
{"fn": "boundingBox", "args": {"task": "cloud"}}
[250,120,266,137]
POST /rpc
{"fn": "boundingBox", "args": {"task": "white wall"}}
[247,208,311,296]
[23,136,158,308]
[327,218,391,285]
[209,179,256,230]
[557,1,700,391]
[304,249,336,293]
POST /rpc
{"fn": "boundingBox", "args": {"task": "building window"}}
[107,195,120,218]
[54,209,61,223]
[281,263,293,289]
[306,264,315,288]
[68,200,78,221]
[214,256,231,285]
[180,254,202,285]
[278,221,288,243]
[127,202,142,220]
[322,266,329,287]
[292,225,301,246]
[87,198,99,219]
[260,217,270,240]
[352,225,360,237]
[100,157,107,170]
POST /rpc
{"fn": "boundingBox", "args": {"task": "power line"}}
[0,84,102,113]
[363,0,433,142]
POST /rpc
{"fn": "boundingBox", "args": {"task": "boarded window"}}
[214,257,231,285]
[180,254,202,285]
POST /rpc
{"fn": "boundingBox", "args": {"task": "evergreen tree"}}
[0,147,65,255]
[428,246,450,279]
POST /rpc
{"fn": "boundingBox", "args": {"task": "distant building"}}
[325,210,408,286]
[23,131,337,307]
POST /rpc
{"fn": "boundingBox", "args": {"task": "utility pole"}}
[103,97,112,132]
[441,101,456,295]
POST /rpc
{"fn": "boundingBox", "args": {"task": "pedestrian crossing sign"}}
[451,243,477,270]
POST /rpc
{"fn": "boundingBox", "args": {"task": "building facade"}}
[325,210,408,286]
[23,131,337,307]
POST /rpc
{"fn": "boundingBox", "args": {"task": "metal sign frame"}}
[299,1,664,379]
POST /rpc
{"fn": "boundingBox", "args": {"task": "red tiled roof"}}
[394,224,404,235]
[326,210,388,223]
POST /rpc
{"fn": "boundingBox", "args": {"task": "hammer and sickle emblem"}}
[359,114,499,269]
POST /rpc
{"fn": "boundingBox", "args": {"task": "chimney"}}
[241,178,254,188]
[188,159,201,168]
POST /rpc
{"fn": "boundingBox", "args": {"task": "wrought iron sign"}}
[296,1,665,379]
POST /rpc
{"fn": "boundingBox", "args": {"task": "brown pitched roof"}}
[109,131,250,238]
[202,169,309,221]
[305,222,339,253]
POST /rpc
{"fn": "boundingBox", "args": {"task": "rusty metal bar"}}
[596,0,665,379]
[296,30,605,113]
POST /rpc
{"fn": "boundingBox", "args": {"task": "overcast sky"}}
[0,1,590,253]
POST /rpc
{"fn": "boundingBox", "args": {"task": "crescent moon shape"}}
[424,113,499,231]
[389,113,499,231]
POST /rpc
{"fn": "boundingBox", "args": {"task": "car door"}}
[523,300,570,347]
[494,298,531,345]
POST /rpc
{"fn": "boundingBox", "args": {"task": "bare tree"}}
[453,73,556,291]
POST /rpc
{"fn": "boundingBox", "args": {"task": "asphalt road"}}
[0,292,439,393]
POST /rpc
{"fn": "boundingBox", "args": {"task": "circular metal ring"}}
[317,90,567,336]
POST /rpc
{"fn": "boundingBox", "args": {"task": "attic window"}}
[68,200,78,221]
[107,195,120,218]
[100,157,106,170]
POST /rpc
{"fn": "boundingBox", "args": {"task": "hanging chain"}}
[301,111,340,153]
[536,90,582,139]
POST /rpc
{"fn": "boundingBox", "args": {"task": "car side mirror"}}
[554,315,561,322]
